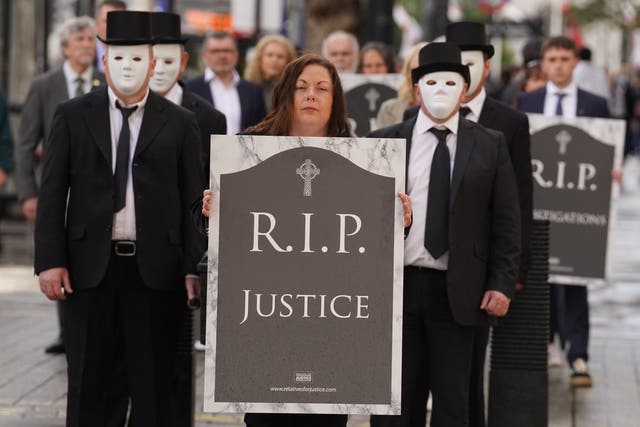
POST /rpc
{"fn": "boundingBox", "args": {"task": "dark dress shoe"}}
[44,339,65,354]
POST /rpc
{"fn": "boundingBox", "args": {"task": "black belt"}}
[113,240,136,256]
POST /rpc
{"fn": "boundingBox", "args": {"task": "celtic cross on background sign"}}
[296,159,320,196]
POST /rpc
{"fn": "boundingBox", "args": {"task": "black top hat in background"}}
[97,10,152,45]
[411,42,470,85]
[446,21,495,59]
[151,12,188,44]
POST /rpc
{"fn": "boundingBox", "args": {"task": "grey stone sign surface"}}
[204,135,406,414]
[528,114,625,284]
[340,73,403,136]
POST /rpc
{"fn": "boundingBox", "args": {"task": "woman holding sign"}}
[201,54,412,427]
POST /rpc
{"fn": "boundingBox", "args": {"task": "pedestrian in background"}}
[357,41,395,74]
[244,34,296,113]
[321,30,359,73]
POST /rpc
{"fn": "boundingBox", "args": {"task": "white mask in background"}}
[460,50,485,96]
[418,71,465,119]
[107,44,150,96]
[150,44,182,95]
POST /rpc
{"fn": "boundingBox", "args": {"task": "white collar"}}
[107,86,149,110]
[415,106,460,136]
[164,82,183,105]
[462,87,486,118]
[63,61,93,84]
[546,80,577,98]
[204,67,240,86]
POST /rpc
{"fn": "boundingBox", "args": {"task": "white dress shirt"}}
[404,109,460,270]
[543,80,578,117]
[63,61,94,98]
[460,87,486,123]
[205,68,241,135]
[107,87,148,240]
[164,82,183,106]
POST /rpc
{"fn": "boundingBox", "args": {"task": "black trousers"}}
[63,249,181,427]
[468,325,490,427]
[371,266,475,427]
[550,284,590,363]
[244,413,347,427]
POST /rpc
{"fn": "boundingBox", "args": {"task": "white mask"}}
[150,44,182,95]
[106,44,150,96]
[460,50,485,96]
[418,71,465,119]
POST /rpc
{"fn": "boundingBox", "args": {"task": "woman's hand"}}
[202,189,212,218]
[398,192,412,228]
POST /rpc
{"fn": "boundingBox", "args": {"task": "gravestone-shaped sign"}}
[204,135,406,414]
[340,74,403,136]
[527,114,625,284]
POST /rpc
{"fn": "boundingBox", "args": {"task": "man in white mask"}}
[34,11,205,426]
[149,12,226,180]
[446,21,533,427]
[369,42,521,427]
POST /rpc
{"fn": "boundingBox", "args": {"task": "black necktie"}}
[74,76,85,97]
[555,93,567,116]
[425,128,451,259]
[459,106,471,118]
[114,102,138,212]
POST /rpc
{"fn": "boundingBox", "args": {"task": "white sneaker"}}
[194,340,206,352]
[548,343,563,368]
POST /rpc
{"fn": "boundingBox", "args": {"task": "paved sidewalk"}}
[1,183,640,426]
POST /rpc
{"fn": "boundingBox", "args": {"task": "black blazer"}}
[186,75,267,132]
[478,97,533,285]
[516,86,610,118]
[34,88,205,291]
[180,82,227,181]
[369,117,521,326]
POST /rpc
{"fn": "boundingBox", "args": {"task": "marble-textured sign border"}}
[527,114,625,286]
[204,135,406,414]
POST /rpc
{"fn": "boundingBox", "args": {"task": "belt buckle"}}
[115,240,136,256]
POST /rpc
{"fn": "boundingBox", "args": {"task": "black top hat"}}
[151,12,188,44]
[446,21,495,59]
[411,42,470,85]
[97,11,152,45]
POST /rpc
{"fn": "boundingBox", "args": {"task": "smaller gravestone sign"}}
[527,114,625,284]
[204,135,406,415]
[340,74,403,136]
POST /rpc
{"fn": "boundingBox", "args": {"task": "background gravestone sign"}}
[204,135,406,414]
[527,114,625,284]
[340,73,403,136]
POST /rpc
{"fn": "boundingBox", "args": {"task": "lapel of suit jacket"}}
[51,68,70,101]
[450,118,476,208]
[478,97,497,129]
[576,89,587,116]
[134,91,168,159]
[84,87,111,166]
[236,80,248,126]
[399,117,417,186]
[198,77,214,106]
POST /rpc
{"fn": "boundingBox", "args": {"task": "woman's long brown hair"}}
[246,54,351,137]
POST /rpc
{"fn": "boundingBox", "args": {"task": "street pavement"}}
[1,162,640,426]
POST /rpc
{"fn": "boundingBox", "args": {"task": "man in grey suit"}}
[14,15,105,354]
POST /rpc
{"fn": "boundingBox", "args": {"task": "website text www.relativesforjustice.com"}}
[270,386,338,393]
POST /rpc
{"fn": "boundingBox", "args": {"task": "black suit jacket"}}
[402,101,533,284]
[516,86,610,118]
[186,75,267,132]
[369,117,521,326]
[34,88,205,291]
[180,83,227,181]
[478,97,533,284]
